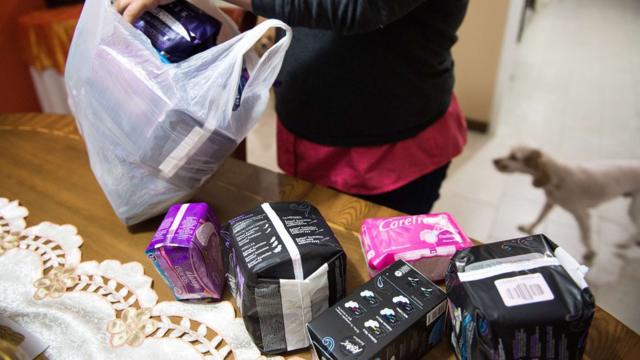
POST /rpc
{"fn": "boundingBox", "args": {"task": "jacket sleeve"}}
[251,0,427,34]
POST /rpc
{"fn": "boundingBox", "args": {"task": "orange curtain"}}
[18,5,254,75]
[18,4,82,74]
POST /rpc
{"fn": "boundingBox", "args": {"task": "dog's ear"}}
[523,149,541,166]
[524,150,551,187]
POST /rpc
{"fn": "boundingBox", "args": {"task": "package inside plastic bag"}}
[65,0,291,224]
[132,0,223,63]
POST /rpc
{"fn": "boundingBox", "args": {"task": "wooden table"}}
[0,113,638,359]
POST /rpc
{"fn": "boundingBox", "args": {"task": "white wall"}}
[453,0,525,128]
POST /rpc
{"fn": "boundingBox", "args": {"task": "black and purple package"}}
[133,0,221,63]
[306,260,447,360]
[445,234,595,360]
[221,201,346,354]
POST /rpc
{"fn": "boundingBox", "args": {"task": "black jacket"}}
[252,0,469,146]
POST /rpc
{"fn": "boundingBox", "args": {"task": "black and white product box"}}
[221,201,347,354]
[445,234,595,360]
[307,260,448,360]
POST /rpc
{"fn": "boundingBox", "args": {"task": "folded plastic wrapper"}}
[64,0,291,224]
[221,202,347,354]
[445,234,594,360]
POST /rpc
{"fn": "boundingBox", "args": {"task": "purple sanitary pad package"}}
[146,203,225,300]
[133,0,222,63]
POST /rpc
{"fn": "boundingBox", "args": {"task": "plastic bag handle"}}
[199,18,291,129]
[235,19,292,92]
[188,0,240,40]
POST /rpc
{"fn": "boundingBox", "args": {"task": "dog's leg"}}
[519,200,554,234]
[617,193,640,249]
[574,210,595,265]
[633,193,640,245]
[627,193,640,246]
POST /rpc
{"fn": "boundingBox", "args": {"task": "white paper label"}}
[426,300,447,326]
[159,127,209,178]
[494,273,554,307]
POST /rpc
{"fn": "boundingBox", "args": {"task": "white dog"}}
[493,145,640,265]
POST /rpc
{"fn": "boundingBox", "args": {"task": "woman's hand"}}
[254,16,276,56]
[115,0,173,23]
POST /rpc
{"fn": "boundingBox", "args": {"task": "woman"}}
[117,0,469,214]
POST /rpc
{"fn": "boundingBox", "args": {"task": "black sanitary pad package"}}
[445,234,595,360]
[222,202,346,354]
[307,260,447,360]
[138,110,237,189]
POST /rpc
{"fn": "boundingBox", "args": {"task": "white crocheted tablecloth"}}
[0,197,283,360]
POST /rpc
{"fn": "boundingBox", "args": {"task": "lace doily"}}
[0,197,284,360]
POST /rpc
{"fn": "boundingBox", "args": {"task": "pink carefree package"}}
[360,213,472,281]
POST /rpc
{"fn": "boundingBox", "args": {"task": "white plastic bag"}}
[65,0,291,224]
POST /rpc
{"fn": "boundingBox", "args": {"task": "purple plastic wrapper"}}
[233,67,250,111]
[145,203,225,300]
[133,0,221,63]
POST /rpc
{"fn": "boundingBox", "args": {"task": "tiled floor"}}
[246,0,640,332]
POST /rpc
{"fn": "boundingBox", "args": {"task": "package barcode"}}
[426,300,447,326]
[506,283,545,301]
[494,273,554,307]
